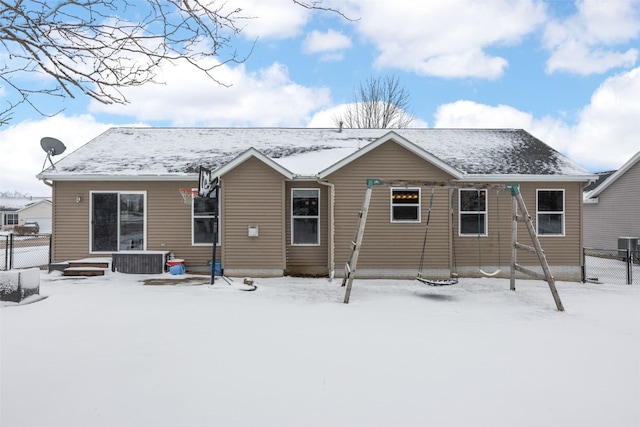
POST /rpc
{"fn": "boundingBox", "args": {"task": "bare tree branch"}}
[292,0,358,21]
[333,75,414,129]
[0,0,345,125]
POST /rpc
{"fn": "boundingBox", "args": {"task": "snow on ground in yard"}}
[1,271,639,427]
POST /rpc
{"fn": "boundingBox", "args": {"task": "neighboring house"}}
[584,151,640,250]
[0,198,52,233]
[37,128,595,281]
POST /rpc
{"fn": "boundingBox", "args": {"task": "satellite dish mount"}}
[40,137,67,171]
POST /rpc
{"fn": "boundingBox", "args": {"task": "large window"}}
[193,195,219,245]
[292,189,319,245]
[391,188,421,222]
[459,189,487,236]
[537,189,564,236]
[91,192,145,252]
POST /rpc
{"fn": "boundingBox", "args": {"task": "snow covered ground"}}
[1,271,639,427]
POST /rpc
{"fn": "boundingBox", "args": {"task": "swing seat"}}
[416,274,458,287]
[479,269,501,278]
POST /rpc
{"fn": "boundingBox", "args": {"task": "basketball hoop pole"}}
[210,184,220,286]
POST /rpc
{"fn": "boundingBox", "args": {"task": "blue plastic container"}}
[169,264,185,275]
[209,261,222,276]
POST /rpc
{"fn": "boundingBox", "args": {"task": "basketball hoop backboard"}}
[198,166,218,198]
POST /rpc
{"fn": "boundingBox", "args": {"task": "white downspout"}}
[317,179,335,280]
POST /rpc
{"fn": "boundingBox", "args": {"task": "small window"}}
[459,189,487,236]
[391,188,420,222]
[292,189,319,245]
[193,195,219,245]
[537,190,564,236]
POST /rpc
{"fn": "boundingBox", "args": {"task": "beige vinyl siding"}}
[324,139,585,277]
[451,187,513,272]
[326,140,454,274]
[51,180,213,267]
[221,157,286,273]
[285,182,329,276]
[584,161,640,249]
[453,182,584,271]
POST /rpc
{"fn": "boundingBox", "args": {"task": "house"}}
[36,127,595,281]
[583,151,640,250]
[0,197,52,233]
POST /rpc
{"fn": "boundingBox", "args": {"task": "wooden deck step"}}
[63,267,106,277]
[68,261,109,269]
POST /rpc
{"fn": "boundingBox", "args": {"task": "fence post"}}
[627,248,632,285]
[8,233,13,270]
[2,235,7,271]
[581,247,586,283]
[48,234,53,273]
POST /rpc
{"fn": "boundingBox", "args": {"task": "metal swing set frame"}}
[342,179,564,311]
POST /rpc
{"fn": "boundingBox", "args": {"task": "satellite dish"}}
[41,137,66,156]
[40,137,67,171]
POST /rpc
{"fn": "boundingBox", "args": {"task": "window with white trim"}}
[537,189,564,236]
[292,189,319,245]
[3,213,18,225]
[391,188,421,222]
[193,194,219,245]
[459,189,487,236]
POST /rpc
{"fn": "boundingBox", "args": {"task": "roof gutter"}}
[456,174,598,183]
[35,174,198,182]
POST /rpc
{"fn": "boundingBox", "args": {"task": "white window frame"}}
[191,190,220,246]
[459,189,488,236]
[390,187,421,223]
[4,213,18,225]
[89,191,147,253]
[291,188,320,246]
[536,189,565,237]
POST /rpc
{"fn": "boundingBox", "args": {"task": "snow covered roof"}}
[0,197,51,212]
[37,127,594,182]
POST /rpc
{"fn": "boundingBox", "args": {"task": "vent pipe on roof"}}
[338,121,343,133]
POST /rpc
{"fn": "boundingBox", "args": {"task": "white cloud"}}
[569,67,640,168]
[434,101,535,128]
[546,41,637,75]
[233,0,312,39]
[544,0,640,74]
[340,0,546,79]
[0,115,115,195]
[303,29,352,56]
[433,67,640,171]
[89,60,332,127]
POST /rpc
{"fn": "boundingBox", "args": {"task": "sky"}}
[1,0,640,196]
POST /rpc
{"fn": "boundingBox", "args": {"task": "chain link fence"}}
[583,247,639,285]
[0,234,51,271]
